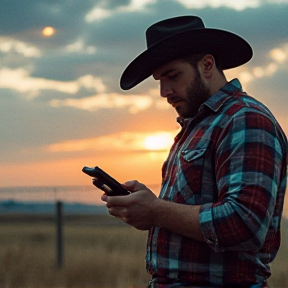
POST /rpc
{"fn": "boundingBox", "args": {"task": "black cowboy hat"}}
[120,16,253,90]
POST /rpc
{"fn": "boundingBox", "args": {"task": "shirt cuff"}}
[199,203,221,252]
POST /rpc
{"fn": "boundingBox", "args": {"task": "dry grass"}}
[0,214,150,288]
[0,214,287,288]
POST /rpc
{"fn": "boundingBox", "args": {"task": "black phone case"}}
[82,166,130,196]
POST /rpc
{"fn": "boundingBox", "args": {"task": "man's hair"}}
[182,53,224,75]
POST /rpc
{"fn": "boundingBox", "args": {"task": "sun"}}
[42,27,55,37]
[143,132,174,151]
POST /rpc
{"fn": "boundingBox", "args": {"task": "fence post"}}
[56,201,63,269]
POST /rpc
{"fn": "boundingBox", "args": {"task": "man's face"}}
[153,59,211,118]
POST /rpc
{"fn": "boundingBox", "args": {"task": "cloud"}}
[85,0,156,22]
[47,132,146,152]
[46,130,176,153]
[0,68,106,98]
[270,45,288,64]
[0,37,42,58]
[50,93,153,114]
[226,42,288,87]
[267,0,288,2]
[170,0,287,11]
[85,7,112,22]
[65,39,97,54]
[117,0,157,12]
[175,0,260,10]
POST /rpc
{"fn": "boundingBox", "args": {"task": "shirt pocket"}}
[178,148,207,199]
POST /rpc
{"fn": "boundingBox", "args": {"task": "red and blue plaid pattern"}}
[146,79,287,286]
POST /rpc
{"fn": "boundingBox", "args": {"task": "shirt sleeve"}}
[199,109,286,252]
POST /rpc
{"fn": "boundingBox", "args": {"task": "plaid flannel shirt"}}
[146,79,287,286]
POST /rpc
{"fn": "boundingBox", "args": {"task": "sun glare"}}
[143,133,174,151]
[42,27,55,37]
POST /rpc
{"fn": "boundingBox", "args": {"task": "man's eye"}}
[168,74,178,79]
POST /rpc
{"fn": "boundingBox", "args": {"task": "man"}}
[98,16,287,287]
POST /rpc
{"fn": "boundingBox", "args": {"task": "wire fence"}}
[0,185,108,270]
[0,185,102,205]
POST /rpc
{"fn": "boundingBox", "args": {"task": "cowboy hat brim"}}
[120,28,253,90]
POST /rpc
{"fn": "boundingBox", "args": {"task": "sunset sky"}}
[1,0,288,196]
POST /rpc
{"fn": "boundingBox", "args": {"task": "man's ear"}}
[198,54,215,79]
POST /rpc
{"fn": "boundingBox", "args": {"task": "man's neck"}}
[209,74,228,96]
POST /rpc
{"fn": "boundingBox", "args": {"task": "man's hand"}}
[101,180,159,230]
[100,179,204,241]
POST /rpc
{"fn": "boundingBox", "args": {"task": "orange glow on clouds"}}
[225,42,288,88]
[50,93,154,114]
[270,45,288,63]
[47,131,177,153]
[42,27,55,37]
[33,130,178,190]
[0,150,165,194]
[143,132,174,151]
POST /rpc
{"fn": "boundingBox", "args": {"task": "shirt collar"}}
[177,79,244,127]
[204,78,244,112]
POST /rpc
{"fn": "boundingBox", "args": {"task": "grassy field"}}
[0,214,287,288]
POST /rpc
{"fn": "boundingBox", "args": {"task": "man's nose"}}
[160,81,173,98]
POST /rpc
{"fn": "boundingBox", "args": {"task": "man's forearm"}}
[152,199,205,242]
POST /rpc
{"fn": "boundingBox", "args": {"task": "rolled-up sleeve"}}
[199,109,285,252]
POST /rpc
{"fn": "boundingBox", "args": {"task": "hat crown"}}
[146,16,205,48]
[121,15,252,90]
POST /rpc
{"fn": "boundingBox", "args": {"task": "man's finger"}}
[93,179,114,194]
[122,180,146,192]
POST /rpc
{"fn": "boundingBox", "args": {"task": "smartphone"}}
[82,166,130,196]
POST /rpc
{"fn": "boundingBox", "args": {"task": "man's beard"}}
[176,70,211,119]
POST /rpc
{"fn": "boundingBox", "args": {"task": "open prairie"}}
[0,214,287,288]
[0,214,150,288]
